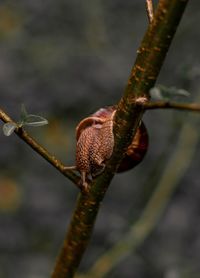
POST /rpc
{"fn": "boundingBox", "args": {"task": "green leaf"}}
[22,114,48,127]
[20,103,28,123]
[150,85,190,100]
[18,104,48,127]
[3,122,18,136]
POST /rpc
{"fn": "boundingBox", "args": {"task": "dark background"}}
[0,1,200,277]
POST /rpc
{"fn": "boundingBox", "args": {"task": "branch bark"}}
[144,101,200,112]
[0,109,80,187]
[80,109,199,278]
[52,0,189,277]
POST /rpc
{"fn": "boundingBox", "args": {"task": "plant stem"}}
[80,110,199,278]
[0,109,80,187]
[144,101,200,112]
[52,0,189,277]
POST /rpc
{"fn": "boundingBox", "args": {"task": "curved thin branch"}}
[0,109,80,188]
[144,101,200,112]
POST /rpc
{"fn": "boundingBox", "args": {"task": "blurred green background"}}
[0,1,200,277]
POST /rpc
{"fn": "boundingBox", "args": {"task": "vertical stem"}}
[52,1,189,277]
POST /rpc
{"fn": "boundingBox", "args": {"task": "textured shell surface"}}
[76,117,104,141]
[76,122,114,176]
[76,126,96,173]
[75,106,148,178]
[76,108,115,177]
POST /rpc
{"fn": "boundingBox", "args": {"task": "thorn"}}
[135,96,148,105]
[64,166,77,171]
[146,0,154,24]
[81,171,89,193]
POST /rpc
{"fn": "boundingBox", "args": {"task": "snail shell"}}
[90,106,148,172]
[117,121,148,172]
[75,106,148,189]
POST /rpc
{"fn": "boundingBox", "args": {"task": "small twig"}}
[0,108,80,188]
[144,101,200,112]
[146,0,154,23]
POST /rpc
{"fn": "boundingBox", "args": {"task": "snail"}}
[72,106,149,190]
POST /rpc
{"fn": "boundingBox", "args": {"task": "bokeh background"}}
[0,0,200,277]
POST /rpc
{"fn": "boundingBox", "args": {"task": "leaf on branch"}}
[22,114,48,127]
[2,104,48,136]
[18,104,48,127]
[150,84,190,100]
[20,103,28,123]
[3,122,18,136]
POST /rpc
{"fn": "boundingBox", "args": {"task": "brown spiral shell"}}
[117,121,148,172]
[75,106,148,178]
[76,107,115,179]
[91,106,148,172]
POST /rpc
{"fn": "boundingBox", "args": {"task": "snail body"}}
[75,106,148,189]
